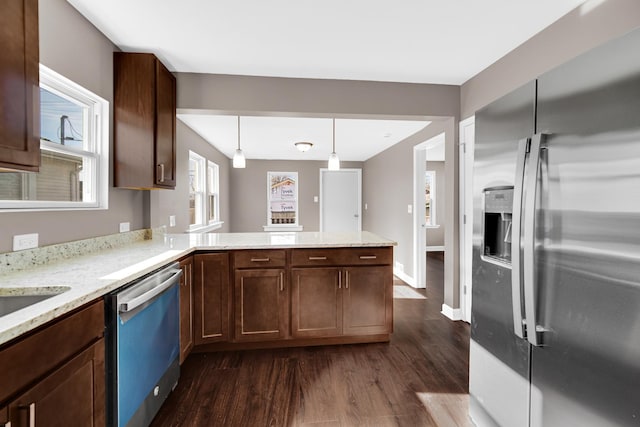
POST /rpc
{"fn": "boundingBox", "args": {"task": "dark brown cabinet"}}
[0,406,8,426]
[179,256,194,364]
[232,250,289,342]
[193,253,230,345]
[291,247,393,339]
[343,266,393,336]
[0,301,105,426]
[233,268,289,342]
[0,0,40,172]
[291,268,342,338]
[8,339,105,427]
[114,52,176,189]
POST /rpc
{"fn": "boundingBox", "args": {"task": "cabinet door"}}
[0,0,40,172]
[0,406,7,426]
[343,266,393,336]
[154,60,176,187]
[193,253,229,345]
[179,256,194,363]
[8,339,105,427]
[291,268,342,338]
[234,269,288,342]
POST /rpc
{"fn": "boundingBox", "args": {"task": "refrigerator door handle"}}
[511,137,530,339]
[523,133,548,346]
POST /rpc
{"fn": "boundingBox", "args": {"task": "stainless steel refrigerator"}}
[469,27,640,427]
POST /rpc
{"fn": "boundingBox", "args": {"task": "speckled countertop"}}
[0,231,395,346]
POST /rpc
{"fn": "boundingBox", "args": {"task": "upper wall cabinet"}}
[114,52,176,189]
[0,0,40,172]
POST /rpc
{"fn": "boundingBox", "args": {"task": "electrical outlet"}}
[119,222,130,233]
[13,233,39,251]
[169,215,176,227]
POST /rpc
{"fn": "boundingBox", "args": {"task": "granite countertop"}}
[0,231,395,346]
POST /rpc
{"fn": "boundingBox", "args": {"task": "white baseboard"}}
[393,268,419,288]
[441,303,463,321]
[426,246,445,252]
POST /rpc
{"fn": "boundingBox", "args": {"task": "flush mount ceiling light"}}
[294,141,313,152]
[328,118,340,171]
[233,116,246,168]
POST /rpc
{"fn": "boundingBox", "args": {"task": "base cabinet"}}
[234,268,289,342]
[291,268,342,338]
[291,265,392,339]
[343,266,393,335]
[8,339,105,427]
[0,301,105,426]
[193,253,229,345]
[179,256,194,364]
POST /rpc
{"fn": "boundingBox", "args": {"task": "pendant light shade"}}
[328,118,340,171]
[233,116,246,168]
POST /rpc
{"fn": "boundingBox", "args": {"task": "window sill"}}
[187,221,224,233]
[263,225,303,232]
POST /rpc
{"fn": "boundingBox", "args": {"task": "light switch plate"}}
[169,215,176,227]
[13,233,39,251]
[407,204,413,214]
[313,196,318,203]
[119,222,130,233]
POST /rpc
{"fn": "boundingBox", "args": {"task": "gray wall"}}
[150,121,231,233]
[0,0,145,253]
[363,117,459,308]
[426,161,445,248]
[461,0,640,118]
[230,160,363,232]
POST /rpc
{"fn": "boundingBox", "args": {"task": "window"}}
[425,170,436,226]
[188,151,223,232]
[264,171,302,231]
[0,65,109,210]
[188,151,205,230]
[207,161,220,225]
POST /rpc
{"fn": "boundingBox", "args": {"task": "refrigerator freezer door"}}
[470,81,535,427]
[532,28,640,427]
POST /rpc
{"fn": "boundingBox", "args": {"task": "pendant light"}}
[328,118,340,170]
[233,116,246,168]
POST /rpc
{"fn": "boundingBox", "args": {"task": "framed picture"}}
[267,172,299,227]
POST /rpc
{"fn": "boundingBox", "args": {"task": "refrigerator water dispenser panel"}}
[483,186,513,264]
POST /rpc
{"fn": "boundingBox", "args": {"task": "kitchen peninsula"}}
[0,231,396,348]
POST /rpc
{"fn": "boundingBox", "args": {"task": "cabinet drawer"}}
[233,250,286,269]
[0,300,104,404]
[291,247,392,267]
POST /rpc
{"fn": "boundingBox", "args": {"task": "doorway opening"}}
[412,132,445,289]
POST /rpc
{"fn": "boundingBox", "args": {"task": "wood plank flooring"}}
[152,253,471,426]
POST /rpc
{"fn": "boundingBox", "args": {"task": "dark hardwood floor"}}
[152,253,471,426]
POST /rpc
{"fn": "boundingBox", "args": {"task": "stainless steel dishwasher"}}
[106,262,182,427]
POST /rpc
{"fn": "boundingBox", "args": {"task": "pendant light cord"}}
[237,116,241,150]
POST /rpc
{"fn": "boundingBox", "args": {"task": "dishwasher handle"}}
[119,268,182,313]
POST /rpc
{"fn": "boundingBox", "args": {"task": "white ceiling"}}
[66,0,587,161]
[177,115,431,161]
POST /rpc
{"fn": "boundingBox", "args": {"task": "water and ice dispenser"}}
[482,186,514,264]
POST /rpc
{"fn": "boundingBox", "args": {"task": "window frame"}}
[0,65,109,211]
[188,152,223,233]
[207,160,222,228]
[425,170,437,227]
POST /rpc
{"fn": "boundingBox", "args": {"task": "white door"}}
[320,169,362,232]
[459,116,475,323]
